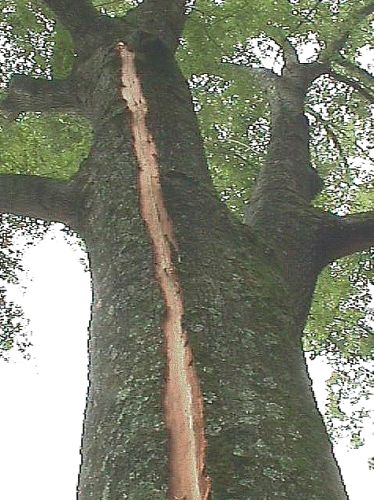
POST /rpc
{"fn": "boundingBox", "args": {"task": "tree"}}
[0,0,373,498]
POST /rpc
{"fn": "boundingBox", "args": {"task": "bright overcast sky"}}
[0,227,91,500]
[0,225,373,499]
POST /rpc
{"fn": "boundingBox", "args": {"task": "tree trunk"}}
[70,28,346,500]
[3,2,368,498]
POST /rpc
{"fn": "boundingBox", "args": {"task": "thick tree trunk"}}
[70,33,346,500]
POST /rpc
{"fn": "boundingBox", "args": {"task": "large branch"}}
[323,212,374,263]
[0,75,79,119]
[227,57,325,205]
[0,174,79,228]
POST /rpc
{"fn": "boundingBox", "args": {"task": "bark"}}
[0,76,78,119]
[0,174,78,227]
[126,0,188,52]
[322,212,374,263]
[5,1,373,498]
[243,45,329,328]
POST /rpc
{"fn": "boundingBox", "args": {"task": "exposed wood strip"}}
[117,42,211,500]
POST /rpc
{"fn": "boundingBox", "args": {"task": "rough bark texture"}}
[2,1,374,498]
[0,174,77,227]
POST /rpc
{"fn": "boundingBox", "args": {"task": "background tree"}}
[0,0,373,498]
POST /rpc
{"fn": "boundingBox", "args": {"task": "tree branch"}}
[228,58,326,204]
[223,62,278,87]
[329,69,374,103]
[0,174,79,228]
[0,75,79,118]
[276,38,330,88]
[307,108,350,171]
[323,211,374,263]
[337,58,374,86]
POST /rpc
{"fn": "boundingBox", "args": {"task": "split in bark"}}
[117,42,210,499]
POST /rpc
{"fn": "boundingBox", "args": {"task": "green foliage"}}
[0,0,91,357]
[0,0,55,81]
[324,361,374,447]
[91,0,136,17]
[49,26,74,78]
[0,213,46,359]
[0,0,75,80]
[305,251,374,444]
[0,113,91,179]
[305,253,374,359]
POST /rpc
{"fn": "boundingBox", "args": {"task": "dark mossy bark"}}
[4,1,372,498]
[68,23,346,499]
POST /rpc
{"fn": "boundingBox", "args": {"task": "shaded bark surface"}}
[69,22,346,498]
[5,1,374,498]
[0,174,78,227]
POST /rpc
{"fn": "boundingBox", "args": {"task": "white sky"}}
[0,227,91,500]
[0,226,373,499]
